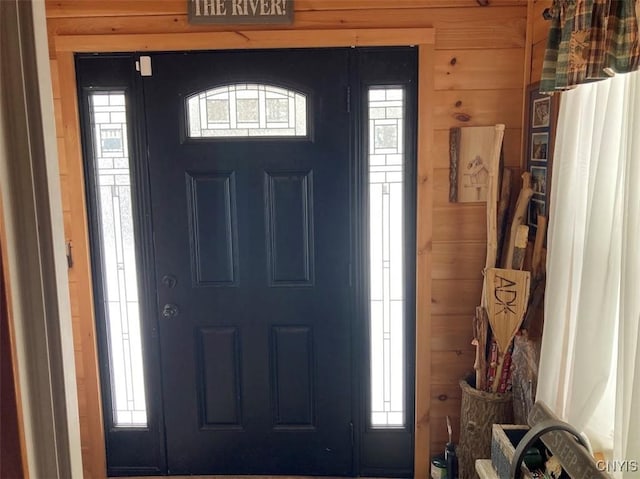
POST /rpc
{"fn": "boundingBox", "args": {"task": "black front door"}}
[144,49,353,475]
[78,47,417,477]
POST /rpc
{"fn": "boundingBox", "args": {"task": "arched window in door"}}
[186,84,307,138]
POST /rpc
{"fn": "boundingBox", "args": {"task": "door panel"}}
[143,49,353,475]
[265,171,314,286]
[197,326,242,427]
[271,326,315,427]
[187,172,239,286]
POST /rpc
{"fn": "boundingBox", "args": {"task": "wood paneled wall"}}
[45,1,528,477]
[531,0,551,83]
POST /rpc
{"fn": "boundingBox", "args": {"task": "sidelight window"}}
[89,92,148,427]
[368,87,406,428]
[186,83,307,138]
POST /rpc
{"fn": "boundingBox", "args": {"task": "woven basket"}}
[458,378,513,479]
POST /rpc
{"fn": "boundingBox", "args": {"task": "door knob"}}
[161,303,179,319]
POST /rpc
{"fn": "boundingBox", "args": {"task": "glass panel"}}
[90,92,148,427]
[186,84,307,138]
[368,87,405,428]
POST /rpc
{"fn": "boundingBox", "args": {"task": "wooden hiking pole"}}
[532,215,548,281]
[480,124,505,308]
[472,306,489,390]
[496,168,512,266]
[474,124,504,389]
[511,225,530,270]
[483,124,506,283]
[502,172,534,269]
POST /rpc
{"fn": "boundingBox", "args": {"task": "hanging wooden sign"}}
[528,402,610,479]
[188,0,294,24]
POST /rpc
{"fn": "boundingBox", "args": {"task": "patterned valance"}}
[540,0,640,93]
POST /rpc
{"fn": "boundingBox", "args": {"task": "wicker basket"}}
[458,378,513,479]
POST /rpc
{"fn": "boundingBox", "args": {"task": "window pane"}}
[368,87,405,428]
[186,84,307,138]
[90,92,148,427]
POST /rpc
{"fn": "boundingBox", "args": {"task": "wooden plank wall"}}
[45,1,527,477]
[531,0,551,83]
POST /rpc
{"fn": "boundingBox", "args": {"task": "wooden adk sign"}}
[189,0,294,24]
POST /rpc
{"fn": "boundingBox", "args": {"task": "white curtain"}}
[537,70,640,478]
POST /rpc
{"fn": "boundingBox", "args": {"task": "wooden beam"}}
[45,7,527,52]
[55,27,435,52]
[415,42,435,478]
[45,0,528,18]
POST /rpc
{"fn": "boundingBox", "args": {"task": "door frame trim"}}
[55,28,434,52]
[54,27,435,479]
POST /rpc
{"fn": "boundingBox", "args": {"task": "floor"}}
[123,477,389,479]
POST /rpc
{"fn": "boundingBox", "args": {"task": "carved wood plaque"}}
[528,402,610,479]
[188,0,294,24]
[449,125,503,203]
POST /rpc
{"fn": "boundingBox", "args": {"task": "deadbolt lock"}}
[162,274,177,288]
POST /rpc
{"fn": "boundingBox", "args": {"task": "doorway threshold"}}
[119,476,397,479]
